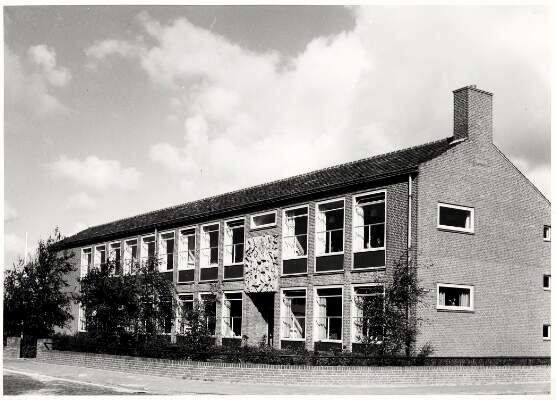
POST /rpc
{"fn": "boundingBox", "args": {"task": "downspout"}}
[407,174,413,254]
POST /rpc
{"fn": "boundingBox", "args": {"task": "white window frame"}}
[313,285,343,343]
[200,222,220,269]
[78,304,87,332]
[93,244,106,270]
[123,238,139,274]
[543,274,551,290]
[176,294,195,335]
[178,226,196,271]
[436,283,474,311]
[314,198,345,257]
[352,190,386,254]
[158,230,176,272]
[80,247,92,278]
[109,242,122,275]
[282,205,309,262]
[199,292,217,337]
[221,291,243,338]
[224,218,245,266]
[351,283,385,343]
[437,202,475,233]
[543,225,551,242]
[140,234,156,267]
[280,287,307,341]
[543,324,551,340]
[250,210,277,230]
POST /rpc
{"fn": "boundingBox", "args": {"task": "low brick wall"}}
[3,337,21,359]
[35,340,549,387]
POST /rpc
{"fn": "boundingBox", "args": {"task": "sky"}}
[3,5,551,266]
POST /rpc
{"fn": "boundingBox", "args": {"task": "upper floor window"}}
[109,242,122,275]
[437,203,474,233]
[159,231,175,271]
[316,199,344,255]
[178,228,196,270]
[543,324,551,340]
[94,245,106,271]
[141,235,156,268]
[543,225,551,241]
[80,248,92,277]
[201,223,219,268]
[224,219,244,265]
[353,192,385,251]
[543,274,551,290]
[251,211,277,229]
[283,206,308,259]
[437,283,474,311]
[123,239,138,274]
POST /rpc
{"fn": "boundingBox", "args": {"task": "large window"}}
[544,225,551,242]
[314,287,343,341]
[159,231,175,271]
[94,245,106,271]
[141,235,156,268]
[123,239,138,274]
[352,286,384,343]
[353,192,385,251]
[177,294,194,335]
[224,220,244,265]
[201,224,219,268]
[543,274,551,290]
[200,293,216,336]
[283,207,308,259]
[316,199,344,255]
[109,242,122,275]
[178,228,196,270]
[281,289,306,340]
[222,292,243,337]
[543,324,551,340]
[250,211,277,229]
[78,304,86,332]
[80,248,92,277]
[437,203,474,233]
[437,283,474,311]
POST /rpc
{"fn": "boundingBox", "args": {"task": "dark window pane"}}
[210,247,218,264]
[253,213,275,226]
[295,216,308,235]
[167,253,173,270]
[209,231,219,248]
[326,209,344,230]
[329,229,343,252]
[328,317,342,340]
[326,296,342,316]
[232,227,244,244]
[363,203,385,225]
[439,206,471,229]
[370,224,385,248]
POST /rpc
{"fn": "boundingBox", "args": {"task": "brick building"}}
[55,85,550,356]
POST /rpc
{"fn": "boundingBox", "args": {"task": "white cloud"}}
[4,201,19,222]
[49,155,141,192]
[27,44,71,86]
[66,192,97,210]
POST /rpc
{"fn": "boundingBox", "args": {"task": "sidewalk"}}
[3,358,550,395]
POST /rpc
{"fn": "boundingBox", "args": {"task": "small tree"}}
[3,228,75,342]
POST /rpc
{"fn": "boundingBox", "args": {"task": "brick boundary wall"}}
[35,340,549,387]
[3,337,21,359]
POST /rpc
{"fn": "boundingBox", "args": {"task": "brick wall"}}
[35,341,549,386]
[416,134,550,356]
[3,337,21,359]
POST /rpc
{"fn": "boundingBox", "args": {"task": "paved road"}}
[3,358,550,395]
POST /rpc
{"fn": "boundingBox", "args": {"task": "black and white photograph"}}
[2,4,551,395]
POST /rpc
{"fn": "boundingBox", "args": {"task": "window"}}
[178,228,196,270]
[352,286,384,343]
[159,231,175,271]
[177,294,194,335]
[94,245,106,271]
[224,220,244,265]
[80,248,92,277]
[78,304,86,332]
[353,192,385,251]
[201,224,219,268]
[314,287,342,341]
[250,211,277,229]
[437,203,474,233]
[141,235,156,268]
[282,289,306,340]
[109,242,122,275]
[316,199,344,255]
[543,324,551,340]
[123,239,138,274]
[222,292,243,337]
[543,225,551,241]
[200,293,216,335]
[283,206,308,259]
[437,283,474,311]
[543,274,551,290]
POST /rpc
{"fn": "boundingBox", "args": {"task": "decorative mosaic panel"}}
[244,234,279,293]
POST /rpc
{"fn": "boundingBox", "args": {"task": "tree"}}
[354,250,431,357]
[3,228,75,340]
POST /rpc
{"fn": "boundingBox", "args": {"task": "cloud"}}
[88,8,550,200]
[4,201,19,222]
[49,155,141,192]
[66,192,97,210]
[4,233,25,257]
[5,45,70,121]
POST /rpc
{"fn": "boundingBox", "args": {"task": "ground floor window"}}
[314,287,342,341]
[78,304,86,332]
[543,324,551,340]
[437,283,474,311]
[281,289,306,339]
[177,294,194,335]
[352,285,384,343]
[222,292,242,337]
[200,293,217,335]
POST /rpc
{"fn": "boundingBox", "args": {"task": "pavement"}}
[2,358,551,395]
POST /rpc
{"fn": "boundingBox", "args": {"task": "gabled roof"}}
[55,137,459,250]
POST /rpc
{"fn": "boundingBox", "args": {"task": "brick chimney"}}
[453,85,493,143]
